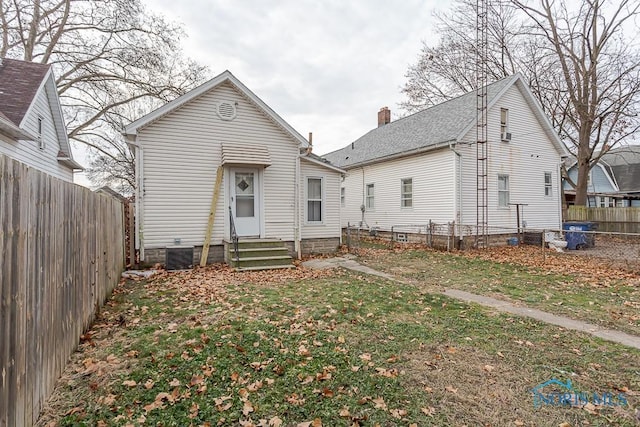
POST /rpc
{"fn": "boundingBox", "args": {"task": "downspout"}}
[135,145,144,261]
[557,161,564,229]
[361,167,366,227]
[295,149,301,259]
[449,142,463,245]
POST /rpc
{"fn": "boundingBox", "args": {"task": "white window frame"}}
[544,172,552,197]
[401,178,412,208]
[366,183,375,210]
[498,174,510,207]
[37,116,44,150]
[306,177,323,224]
[340,187,345,207]
[500,108,509,136]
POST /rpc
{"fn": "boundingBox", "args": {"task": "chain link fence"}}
[344,221,640,273]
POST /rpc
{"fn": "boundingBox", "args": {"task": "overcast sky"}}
[141,0,448,155]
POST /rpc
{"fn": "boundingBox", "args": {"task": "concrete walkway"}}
[303,256,640,351]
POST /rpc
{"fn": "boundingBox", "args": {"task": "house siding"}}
[459,84,563,230]
[340,148,456,230]
[137,82,300,253]
[300,158,342,241]
[0,85,73,181]
[564,164,616,193]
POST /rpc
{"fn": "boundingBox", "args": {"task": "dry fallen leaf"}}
[339,407,351,417]
[122,380,137,387]
[390,408,407,419]
[421,406,436,416]
[372,397,387,411]
[445,385,458,394]
[269,416,283,427]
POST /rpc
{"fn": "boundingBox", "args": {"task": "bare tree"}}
[400,0,523,112]
[513,0,640,205]
[1,0,209,194]
[401,0,640,206]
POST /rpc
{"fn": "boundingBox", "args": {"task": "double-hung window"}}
[307,177,323,222]
[401,178,412,208]
[366,183,375,210]
[544,172,552,197]
[37,116,44,149]
[498,174,509,207]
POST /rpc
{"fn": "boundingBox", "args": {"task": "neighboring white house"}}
[323,73,569,244]
[124,70,343,267]
[0,58,82,180]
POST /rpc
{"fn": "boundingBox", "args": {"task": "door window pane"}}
[236,173,255,217]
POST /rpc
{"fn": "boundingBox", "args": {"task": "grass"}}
[358,244,640,336]
[37,265,639,427]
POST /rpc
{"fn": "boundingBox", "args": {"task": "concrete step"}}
[230,246,290,259]
[228,255,293,269]
[236,264,296,272]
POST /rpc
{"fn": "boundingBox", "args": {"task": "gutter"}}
[340,139,457,170]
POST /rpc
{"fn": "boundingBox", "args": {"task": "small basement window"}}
[395,233,408,243]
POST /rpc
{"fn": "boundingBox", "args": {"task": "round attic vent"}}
[217,101,237,121]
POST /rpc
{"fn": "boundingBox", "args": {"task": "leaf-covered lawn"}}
[358,244,640,336]
[38,264,639,426]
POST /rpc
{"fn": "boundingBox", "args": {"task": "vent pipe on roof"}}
[378,106,391,127]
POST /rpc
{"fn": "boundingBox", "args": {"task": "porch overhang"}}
[221,143,271,167]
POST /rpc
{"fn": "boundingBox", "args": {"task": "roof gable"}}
[124,70,309,148]
[324,74,568,168]
[0,58,76,164]
[600,145,640,192]
[0,58,50,126]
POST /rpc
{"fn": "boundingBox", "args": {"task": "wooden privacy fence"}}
[567,206,640,233]
[0,155,125,426]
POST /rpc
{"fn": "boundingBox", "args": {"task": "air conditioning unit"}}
[165,246,194,270]
[501,132,512,142]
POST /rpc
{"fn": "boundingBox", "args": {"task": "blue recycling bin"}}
[562,222,597,250]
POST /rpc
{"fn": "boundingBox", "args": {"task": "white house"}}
[324,73,569,245]
[0,58,82,180]
[124,70,343,269]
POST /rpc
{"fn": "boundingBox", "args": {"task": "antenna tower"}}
[476,0,489,248]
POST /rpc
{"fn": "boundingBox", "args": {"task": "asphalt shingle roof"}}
[601,145,640,192]
[0,58,51,126]
[323,74,518,168]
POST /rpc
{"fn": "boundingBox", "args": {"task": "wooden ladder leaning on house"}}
[200,166,224,267]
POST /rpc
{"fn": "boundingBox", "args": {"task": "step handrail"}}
[228,206,239,262]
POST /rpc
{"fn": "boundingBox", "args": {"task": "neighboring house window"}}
[37,116,44,150]
[366,183,375,210]
[498,174,509,207]
[401,178,412,208]
[307,177,323,222]
[544,172,552,197]
[500,108,509,137]
[340,187,345,207]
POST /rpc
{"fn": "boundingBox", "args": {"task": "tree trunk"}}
[574,141,591,206]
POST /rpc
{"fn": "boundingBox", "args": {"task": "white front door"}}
[230,168,260,237]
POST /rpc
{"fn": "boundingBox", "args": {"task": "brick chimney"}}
[377,107,391,127]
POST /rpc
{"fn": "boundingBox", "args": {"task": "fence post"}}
[390,226,394,248]
[542,229,546,264]
[427,220,432,248]
[346,222,351,251]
